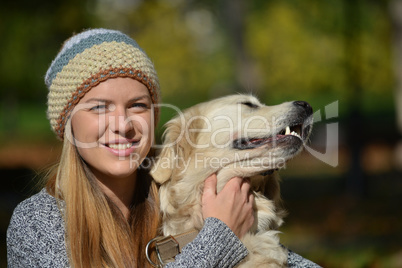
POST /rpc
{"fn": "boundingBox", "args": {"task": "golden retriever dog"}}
[151,94,313,267]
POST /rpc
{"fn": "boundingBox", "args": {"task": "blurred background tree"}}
[1,0,401,267]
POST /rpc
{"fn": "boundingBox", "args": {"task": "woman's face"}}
[70,77,153,180]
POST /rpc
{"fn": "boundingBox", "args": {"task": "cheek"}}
[71,113,102,142]
[132,113,153,137]
[71,114,101,166]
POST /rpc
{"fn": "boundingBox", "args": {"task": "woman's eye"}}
[131,103,149,109]
[90,104,107,111]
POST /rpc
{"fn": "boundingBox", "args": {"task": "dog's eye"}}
[241,102,259,109]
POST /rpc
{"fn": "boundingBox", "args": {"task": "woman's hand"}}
[202,174,254,239]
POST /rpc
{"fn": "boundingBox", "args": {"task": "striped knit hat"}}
[45,28,160,140]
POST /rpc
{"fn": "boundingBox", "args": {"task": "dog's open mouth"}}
[233,122,310,150]
[278,124,303,139]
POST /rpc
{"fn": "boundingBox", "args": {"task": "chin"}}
[107,161,137,179]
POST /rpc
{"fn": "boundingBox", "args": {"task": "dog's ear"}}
[151,110,201,184]
[150,145,175,184]
[150,116,184,184]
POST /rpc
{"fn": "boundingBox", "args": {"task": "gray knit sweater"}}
[7,189,321,267]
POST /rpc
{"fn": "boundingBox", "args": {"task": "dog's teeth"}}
[290,131,301,138]
[285,126,291,135]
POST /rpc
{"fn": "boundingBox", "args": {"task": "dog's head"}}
[151,94,313,185]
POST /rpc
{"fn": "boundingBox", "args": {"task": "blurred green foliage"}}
[0,0,395,141]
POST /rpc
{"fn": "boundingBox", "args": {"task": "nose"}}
[109,107,134,135]
[293,101,313,115]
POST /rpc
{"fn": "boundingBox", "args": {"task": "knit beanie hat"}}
[45,28,160,140]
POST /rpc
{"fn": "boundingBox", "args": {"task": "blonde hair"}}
[45,122,160,267]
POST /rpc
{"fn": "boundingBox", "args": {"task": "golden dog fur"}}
[151,94,313,267]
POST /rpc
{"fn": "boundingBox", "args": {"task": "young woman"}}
[6,28,254,268]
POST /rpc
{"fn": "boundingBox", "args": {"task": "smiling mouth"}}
[233,123,308,150]
[105,142,139,150]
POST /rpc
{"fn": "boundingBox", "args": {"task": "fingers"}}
[201,175,255,238]
[203,174,217,199]
[248,192,255,205]
[241,178,251,199]
[225,177,252,201]
[224,176,245,191]
[223,176,242,191]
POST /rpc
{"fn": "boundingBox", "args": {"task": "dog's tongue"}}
[248,138,264,144]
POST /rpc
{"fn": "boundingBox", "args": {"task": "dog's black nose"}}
[293,101,313,115]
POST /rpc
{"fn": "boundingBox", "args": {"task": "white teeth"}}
[108,143,133,150]
[290,131,301,138]
[283,126,301,139]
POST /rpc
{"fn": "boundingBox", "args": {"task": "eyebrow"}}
[85,95,151,103]
[130,95,152,102]
[84,98,111,104]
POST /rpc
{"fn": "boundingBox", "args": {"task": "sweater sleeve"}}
[164,217,248,268]
[6,190,69,268]
[286,247,322,268]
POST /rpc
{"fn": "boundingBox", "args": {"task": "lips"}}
[102,139,141,157]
